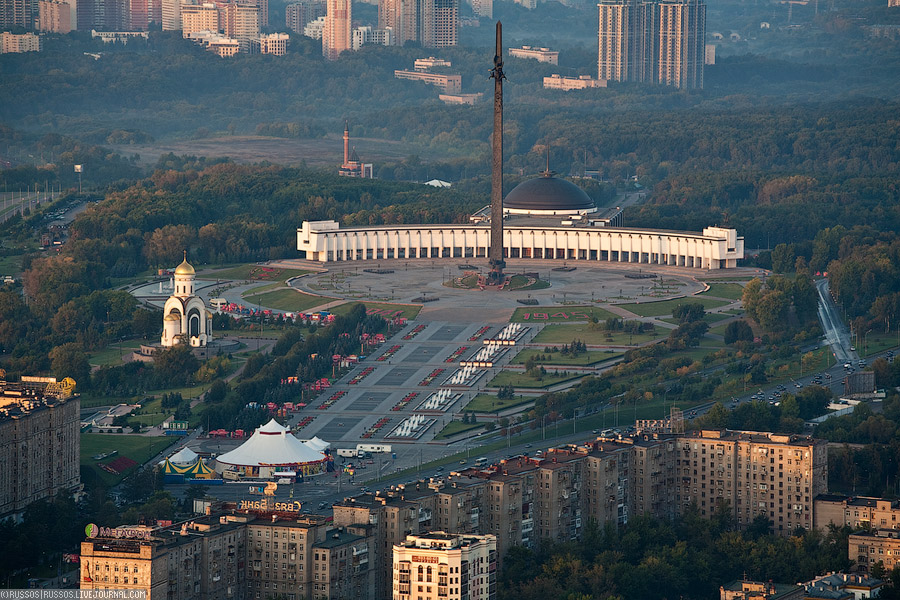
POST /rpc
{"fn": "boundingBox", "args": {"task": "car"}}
[459,459,467,465]
[318,501,328,510]
[795,383,802,388]
[592,429,600,434]
[436,466,444,472]
[525,444,532,448]
[825,373,832,379]
[844,363,852,369]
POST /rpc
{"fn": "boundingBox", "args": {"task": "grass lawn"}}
[243,288,333,312]
[330,301,422,320]
[510,348,624,366]
[433,421,484,440]
[619,296,731,317]
[510,305,617,323]
[660,312,732,327]
[0,253,24,275]
[81,433,177,487]
[861,333,900,357]
[87,339,144,367]
[488,370,584,389]
[700,282,745,300]
[202,264,312,281]
[532,324,662,346]
[463,393,534,413]
[507,275,551,291]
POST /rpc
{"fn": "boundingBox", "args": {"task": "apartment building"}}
[181,3,218,37]
[814,495,900,531]
[0,31,42,52]
[392,532,497,600]
[543,74,608,90]
[82,512,371,600]
[38,0,74,32]
[0,376,80,517]
[222,2,259,50]
[286,0,325,33]
[509,45,559,64]
[252,32,289,54]
[322,0,350,59]
[598,0,705,88]
[394,69,462,93]
[675,430,827,533]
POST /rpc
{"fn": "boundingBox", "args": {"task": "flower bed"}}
[418,368,445,386]
[348,366,375,385]
[377,345,402,362]
[468,326,491,341]
[391,392,419,411]
[295,415,316,430]
[317,390,346,410]
[361,417,392,439]
[445,346,469,363]
[403,324,426,340]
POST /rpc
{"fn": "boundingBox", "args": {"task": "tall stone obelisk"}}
[488,21,506,285]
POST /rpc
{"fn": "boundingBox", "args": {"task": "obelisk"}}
[488,21,506,285]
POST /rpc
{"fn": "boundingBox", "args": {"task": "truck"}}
[223,470,242,481]
[356,443,391,454]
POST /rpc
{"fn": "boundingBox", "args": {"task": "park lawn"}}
[511,348,624,366]
[81,433,177,487]
[433,421,484,440]
[87,339,144,367]
[660,312,731,327]
[619,296,730,317]
[532,324,663,346]
[488,370,584,389]
[861,333,900,357]
[330,301,422,320]
[202,264,312,282]
[699,283,745,300]
[0,253,24,275]
[509,305,617,323]
[242,288,333,312]
[463,393,534,413]
[507,275,551,291]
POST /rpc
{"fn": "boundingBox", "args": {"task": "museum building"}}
[297,173,744,269]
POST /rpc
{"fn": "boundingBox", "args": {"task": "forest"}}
[500,511,854,600]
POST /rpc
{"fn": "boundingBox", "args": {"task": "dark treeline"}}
[500,511,852,600]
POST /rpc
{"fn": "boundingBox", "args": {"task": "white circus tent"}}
[215,419,328,478]
[159,446,199,466]
[303,436,330,453]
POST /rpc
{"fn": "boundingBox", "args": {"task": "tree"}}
[48,342,91,387]
[153,344,199,386]
[724,320,754,344]
[672,302,705,323]
[771,243,796,273]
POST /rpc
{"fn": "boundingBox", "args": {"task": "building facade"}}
[0,0,34,29]
[38,0,74,32]
[392,533,497,600]
[420,0,457,47]
[161,254,212,348]
[509,45,558,64]
[0,376,80,518]
[297,220,744,269]
[598,0,705,89]
[0,31,42,52]
[393,69,462,93]
[222,3,259,50]
[181,3,218,37]
[252,31,289,54]
[286,0,325,33]
[543,74,607,90]
[322,0,350,59]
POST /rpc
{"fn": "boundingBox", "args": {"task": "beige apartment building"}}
[814,495,900,531]
[509,46,558,64]
[675,430,827,533]
[322,0,351,60]
[0,376,80,517]
[543,74,607,90]
[392,533,497,600]
[38,0,73,33]
[82,512,371,600]
[393,70,462,93]
[850,529,900,573]
[222,3,259,50]
[181,3,219,37]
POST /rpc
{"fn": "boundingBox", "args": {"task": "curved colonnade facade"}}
[298,220,745,269]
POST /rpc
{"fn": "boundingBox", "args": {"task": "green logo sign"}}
[85,523,98,538]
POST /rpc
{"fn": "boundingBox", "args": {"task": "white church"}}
[161,252,212,348]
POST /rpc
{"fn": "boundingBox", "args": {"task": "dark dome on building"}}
[504,173,597,215]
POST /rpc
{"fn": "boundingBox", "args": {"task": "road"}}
[816,279,857,364]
